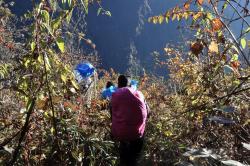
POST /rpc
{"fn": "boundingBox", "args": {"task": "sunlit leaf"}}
[152,17,158,24]
[52,17,61,32]
[197,0,204,5]
[172,14,177,21]
[56,37,65,53]
[240,38,246,49]
[193,12,203,21]
[97,8,102,16]
[50,127,55,134]
[211,18,223,31]
[158,15,164,24]
[71,79,79,89]
[61,74,67,83]
[31,42,35,52]
[231,54,238,61]
[41,10,50,25]
[66,9,73,23]
[105,11,112,17]
[208,41,219,54]
[184,2,190,10]
[164,131,173,137]
[245,27,250,33]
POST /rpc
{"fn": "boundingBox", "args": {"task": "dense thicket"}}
[0,0,249,165]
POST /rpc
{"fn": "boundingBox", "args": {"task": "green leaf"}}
[56,37,65,53]
[41,10,50,25]
[241,38,247,49]
[52,17,61,32]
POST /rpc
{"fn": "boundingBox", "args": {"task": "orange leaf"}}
[184,2,190,10]
[211,18,223,31]
[197,0,204,5]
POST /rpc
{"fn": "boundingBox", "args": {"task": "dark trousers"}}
[119,137,144,166]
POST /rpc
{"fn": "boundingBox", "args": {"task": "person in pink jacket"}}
[111,75,149,166]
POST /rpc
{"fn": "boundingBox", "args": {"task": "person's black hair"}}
[118,75,128,88]
[106,81,114,88]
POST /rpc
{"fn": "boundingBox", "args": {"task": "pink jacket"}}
[111,87,147,141]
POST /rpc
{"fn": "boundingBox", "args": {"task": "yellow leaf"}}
[152,17,158,24]
[158,15,164,24]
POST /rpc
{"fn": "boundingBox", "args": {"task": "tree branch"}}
[8,97,36,165]
[211,0,250,66]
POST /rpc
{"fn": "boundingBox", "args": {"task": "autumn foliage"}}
[0,0,250,165]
